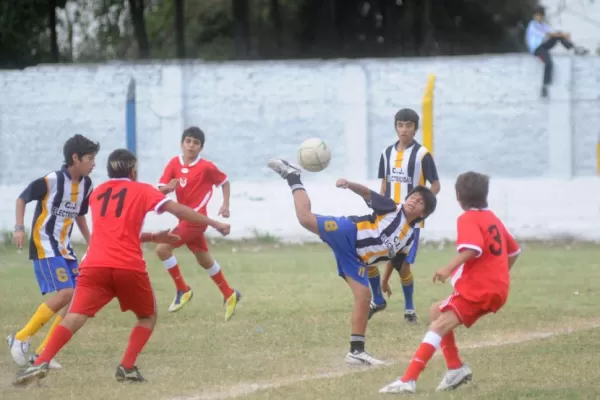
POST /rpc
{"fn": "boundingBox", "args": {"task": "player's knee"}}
[428,302,442,322]
[55,287,75,305]
[137,314,157,328]
[400,262,411,277]
[155,244,172,259]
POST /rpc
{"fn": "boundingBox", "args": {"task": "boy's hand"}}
[432,265,454,283]
[336,179,350,189]
[382,280,392,298]
[214,222,231,236]
[152,229,181,244]
[13,229,25,250]
[165,178,178,192]
[218,204,230,218]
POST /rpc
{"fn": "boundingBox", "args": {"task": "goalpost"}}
[421,74,436,155]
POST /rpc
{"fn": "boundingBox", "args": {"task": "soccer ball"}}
[297,138,331,172]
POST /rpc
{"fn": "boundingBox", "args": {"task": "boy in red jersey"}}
[157,126,240,320]
[379,171,521,394]
[14,149,231,386]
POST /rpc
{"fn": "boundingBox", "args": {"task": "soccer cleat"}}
[7,333,30,367]
[168,287,194,313]
[436,364,473,391]
[368,300,387,320]
[224,289,242,321]
[345,350,385,366]
[13,362,49,386]
[379,379,416,394]
[404,310,418,324]
[115,365,146,382]
[267,158,301,179]
[29,354,62,370]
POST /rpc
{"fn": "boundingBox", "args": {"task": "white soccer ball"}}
[297,138,331,172]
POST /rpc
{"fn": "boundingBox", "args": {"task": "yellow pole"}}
[421,74,436,155]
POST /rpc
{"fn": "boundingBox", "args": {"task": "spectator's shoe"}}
[541,85,548,98]
[574,46,589,56]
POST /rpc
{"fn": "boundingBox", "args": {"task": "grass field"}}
[1,239,600,400]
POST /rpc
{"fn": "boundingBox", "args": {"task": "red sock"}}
[121,326,153,370]
[401,332,441,382]
[207,262,234,298]
[34,325,72,365]
[167,265,189,292]
[441,331,463,370]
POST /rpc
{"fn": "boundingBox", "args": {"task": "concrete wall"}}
[1,55,599,241]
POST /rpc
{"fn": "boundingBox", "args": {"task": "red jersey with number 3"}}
[158,155,228,218]
[81,179,170,272]
[450,209,521,311]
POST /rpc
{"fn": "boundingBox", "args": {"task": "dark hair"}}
[405,185,437,222]
[394,108,419,130]
[455,171,489,209]
[534,6,545,16]
[107,149,137,179]
[181,126,205,147]
[63,134,100,166]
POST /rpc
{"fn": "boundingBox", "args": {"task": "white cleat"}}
[436,364,473,391]
[7,334,30,367]
[379,379,416,394]
[30,354,63,370]
[267,158,301,179]
[345,350,386,366]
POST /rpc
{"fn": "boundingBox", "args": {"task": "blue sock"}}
[401,272,415,311]
[368,267,386,305]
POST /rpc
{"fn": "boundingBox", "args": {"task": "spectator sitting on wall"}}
[525,5,589,98]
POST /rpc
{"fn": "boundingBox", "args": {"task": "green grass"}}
[1,241,600,399]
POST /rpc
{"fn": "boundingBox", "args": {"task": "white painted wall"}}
[0,55,599,242]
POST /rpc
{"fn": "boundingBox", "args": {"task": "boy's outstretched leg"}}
[267,158,319,234]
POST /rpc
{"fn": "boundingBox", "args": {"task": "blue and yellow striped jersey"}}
[349,191,417,266]
[19,166,93,261]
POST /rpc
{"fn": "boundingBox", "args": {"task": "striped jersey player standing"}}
[7,134,99,369]
[267,157,437,365]
[368,108,440,324]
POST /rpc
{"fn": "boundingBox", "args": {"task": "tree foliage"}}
[0,0,546,68]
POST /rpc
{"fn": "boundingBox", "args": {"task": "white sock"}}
[162,256,178,270]
[205,261,221,276]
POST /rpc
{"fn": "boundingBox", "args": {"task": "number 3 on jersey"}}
[97,187,128,218]
[488,224,502,256]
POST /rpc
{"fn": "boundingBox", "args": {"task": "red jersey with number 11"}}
[81,179,170,272]
[450,209,520,311]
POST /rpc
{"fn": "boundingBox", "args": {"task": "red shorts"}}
[439,291,502,328]
[69,267,156,318]
[170,222,208,253]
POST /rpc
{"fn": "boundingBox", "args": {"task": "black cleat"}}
[115,365,146,383]
[368,301,387,320]
[404,310,418,324]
